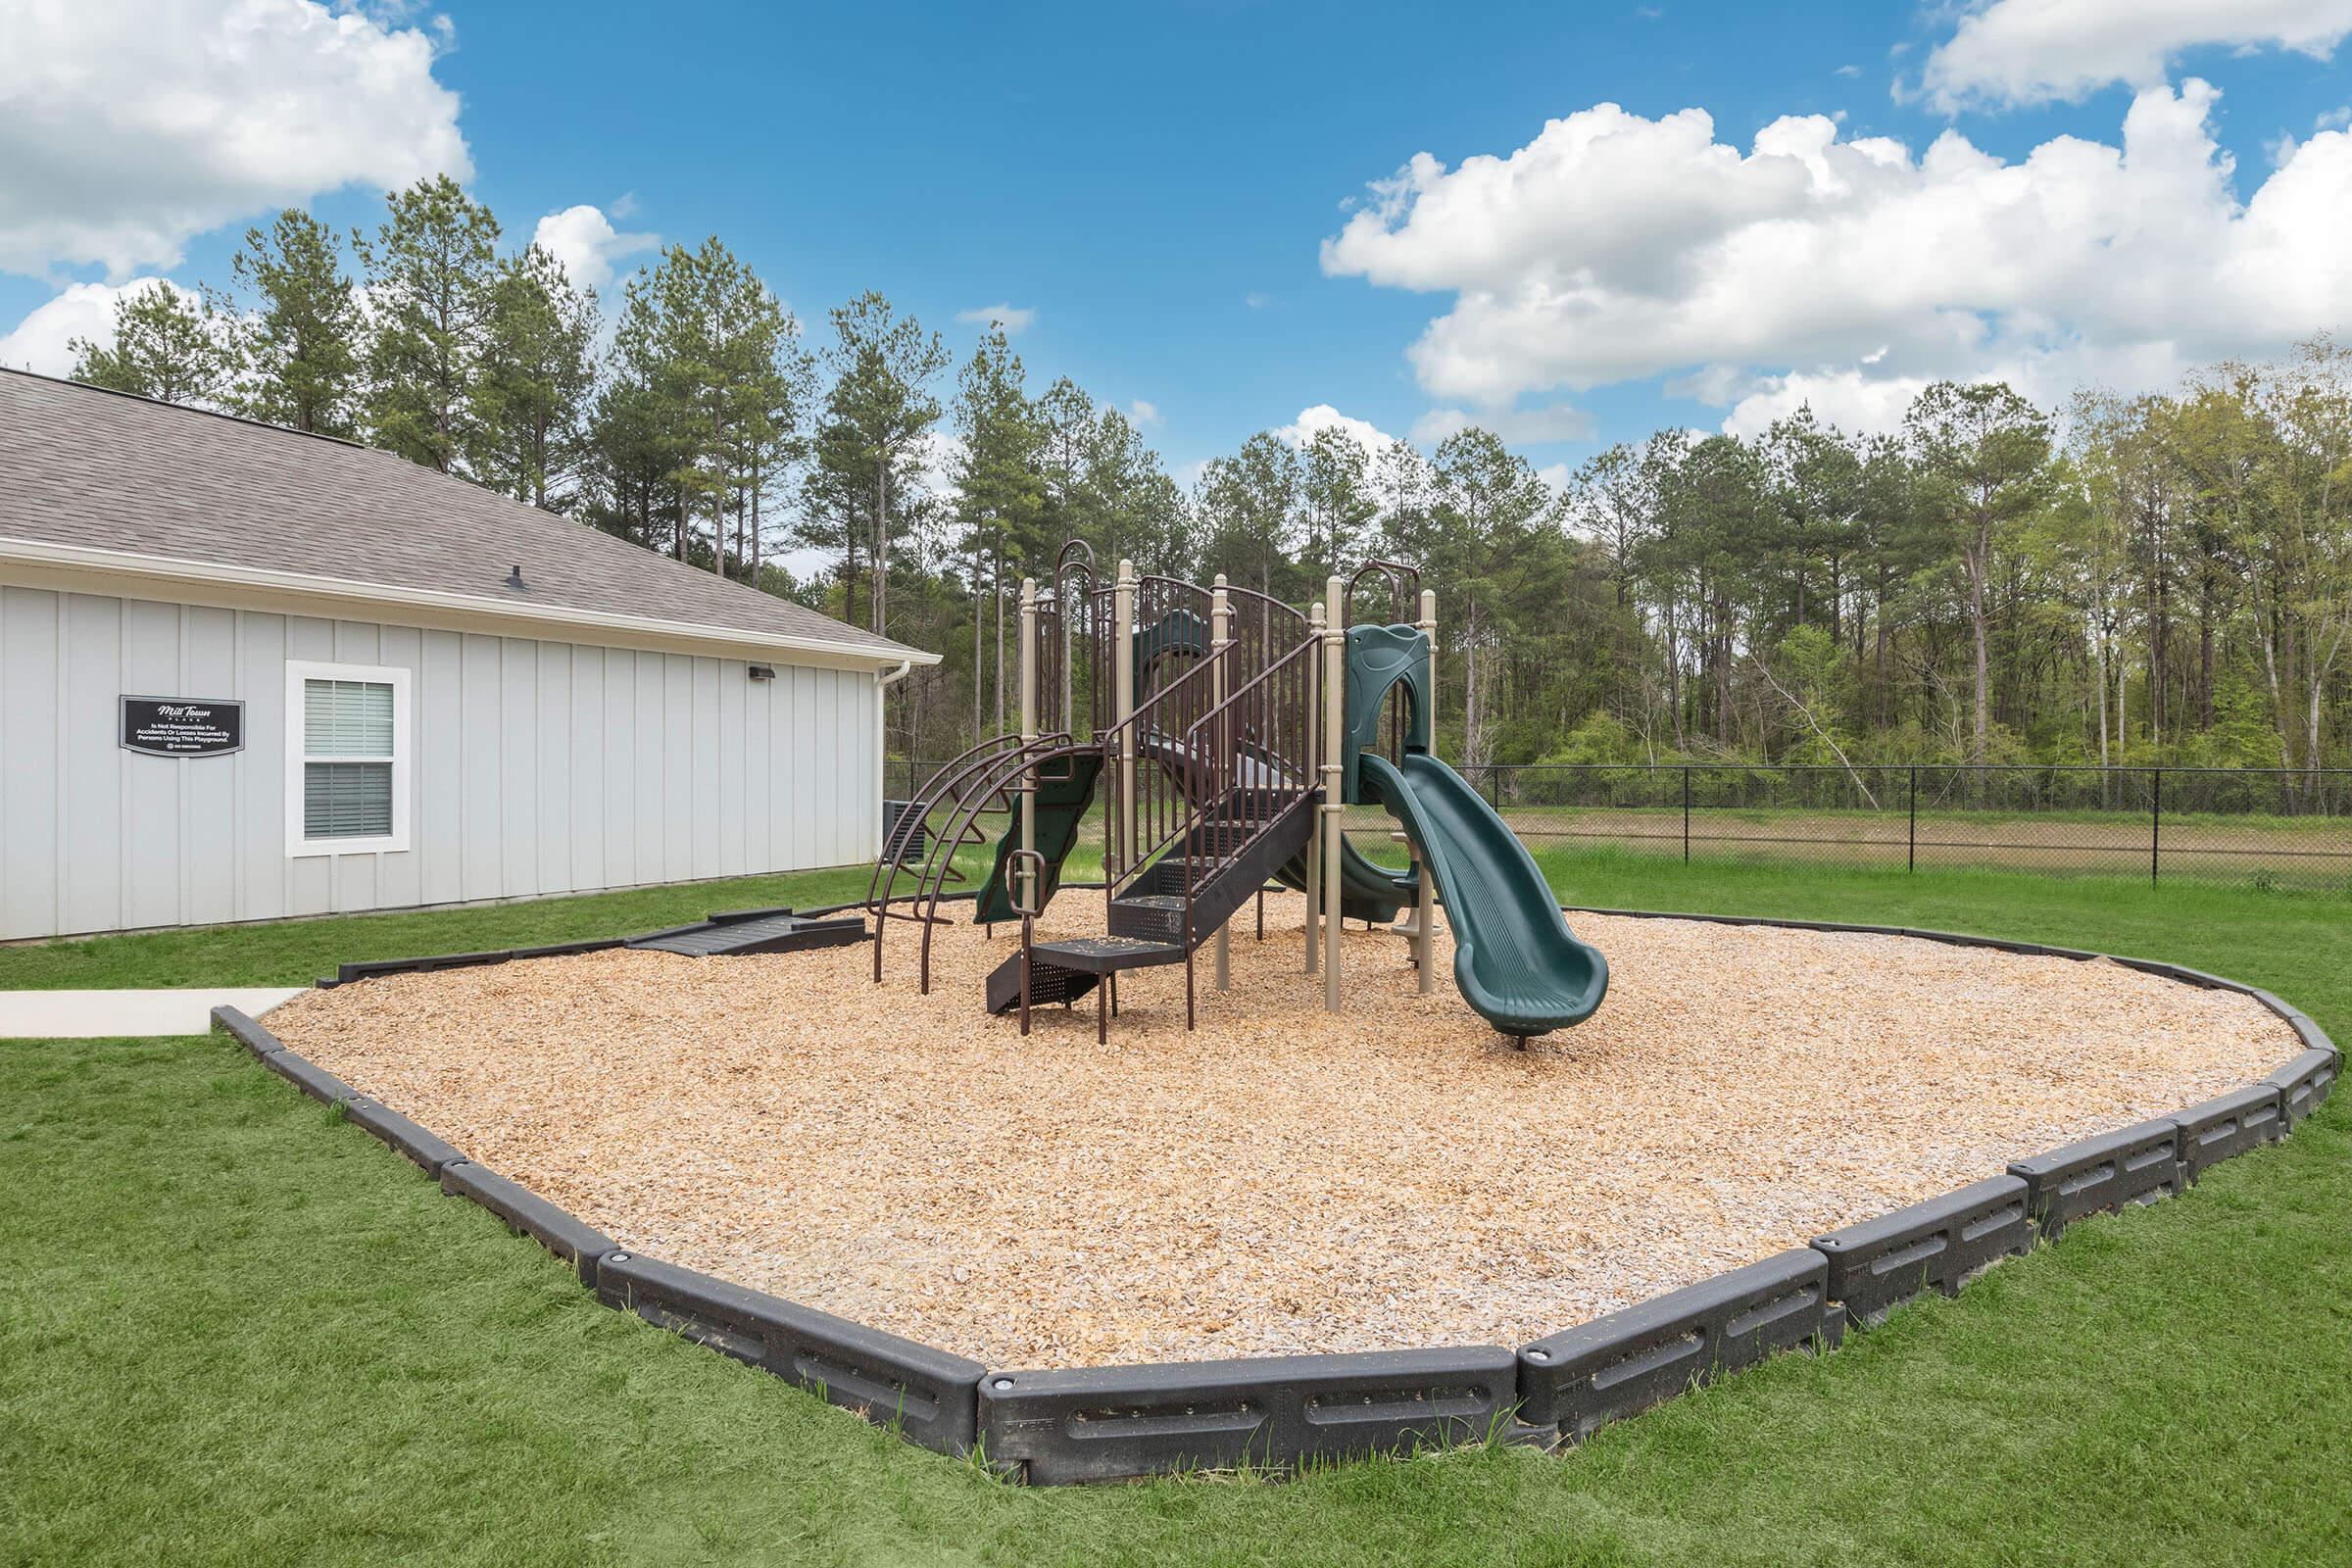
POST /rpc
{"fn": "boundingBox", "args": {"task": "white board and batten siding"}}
[0,586,881,941]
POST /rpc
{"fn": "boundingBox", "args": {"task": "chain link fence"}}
[886,760,2352,892]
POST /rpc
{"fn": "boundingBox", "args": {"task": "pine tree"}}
[472,245,599,510]
[359,174,502,472]
[950,328,1046,735]
[69,283,234,405]
[818,291,951,633]
[1300,424,1377,581]
[221,209,363,436]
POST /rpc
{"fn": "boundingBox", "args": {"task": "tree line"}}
[69,177,2352,792]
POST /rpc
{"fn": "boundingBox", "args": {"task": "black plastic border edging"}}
[2006,1117,2185,1240]
[207,1003,991,1456]
[2173,1084,2286,1181]
[216,899,2340,1485]
[596,1251,986,1456]
[1810,1176,2034,1325]
[308,884,1025,988]
[439,1162,618,1288]
[1515,1248,1835,1440]
[980,1347,1522,1485]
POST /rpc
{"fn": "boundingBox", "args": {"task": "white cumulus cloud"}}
[1920,0,2352,112]
[0,0,469,277]
[1128,399,1161,425]
[955,303,1036,335]
[0,277,194,375]
[1274,404,1402,456]
[1322,81,2352,433]
[531,205,659,294]
[1410,402,1594,445]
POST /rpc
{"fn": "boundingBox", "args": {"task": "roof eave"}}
[0,536,942,669]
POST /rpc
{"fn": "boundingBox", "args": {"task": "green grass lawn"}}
[3,856,2348,1565]
[0,865,890,990]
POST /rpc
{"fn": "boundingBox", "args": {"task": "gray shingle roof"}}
[0,369,926,662]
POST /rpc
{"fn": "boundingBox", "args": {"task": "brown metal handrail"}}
[871,730,1068,985]
[1183,633,1319,814]
[1098,641,1236,899]
[906,732,1082,992]
[865,729,1027,909]
[1164,631,1321,1026]
[1344,559,1420,629]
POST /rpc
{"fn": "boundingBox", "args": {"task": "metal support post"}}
[1414,588,1436,993]
[1112,559,1137,879]
[1210,575,1233,992]
[1018,577,1038,916]
[1323,575,1346,1014]
[1303,602,1324,976]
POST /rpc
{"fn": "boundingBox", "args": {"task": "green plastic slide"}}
[1357,750,1608,1036]
[973,753,1103,924]
[1269,838,1416,925]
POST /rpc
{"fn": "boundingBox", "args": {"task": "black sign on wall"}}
[120,696,245,758]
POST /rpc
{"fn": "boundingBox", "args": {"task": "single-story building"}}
[0,369,935,941]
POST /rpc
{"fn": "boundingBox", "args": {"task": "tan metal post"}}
[1210,574,1232,991]
[1323,574,1346,1013]
[1018,576,1039,915]
[1112,559,1137,878]
[1302,602,1323,976]
[1415,587,1437,992]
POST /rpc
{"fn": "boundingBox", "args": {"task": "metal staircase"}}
[983,789,1317,1030]
[872,548,1325,1039]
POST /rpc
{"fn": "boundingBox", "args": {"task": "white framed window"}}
[284,661,411,857]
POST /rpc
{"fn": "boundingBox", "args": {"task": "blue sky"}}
[5,0,2351,486]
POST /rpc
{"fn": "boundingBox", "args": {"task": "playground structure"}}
[240,550,2336,1480]
[866,548,1610,1041]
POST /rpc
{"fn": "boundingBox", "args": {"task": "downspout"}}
[876,658,913,858]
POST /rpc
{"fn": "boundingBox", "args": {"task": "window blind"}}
[304,761,393,838]
[302,678,395,839]
[304,680,394,757]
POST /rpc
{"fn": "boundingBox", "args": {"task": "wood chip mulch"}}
[264,894,2292,1368]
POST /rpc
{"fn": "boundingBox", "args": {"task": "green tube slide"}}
[1357,750,1608,1036]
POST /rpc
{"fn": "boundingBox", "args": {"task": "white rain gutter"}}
[0,535,942,670]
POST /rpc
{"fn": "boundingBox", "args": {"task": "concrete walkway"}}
[0,988,305,1039]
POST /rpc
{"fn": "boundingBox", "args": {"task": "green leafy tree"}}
[1426,427,1557,767]
[1905,380,2054,761]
